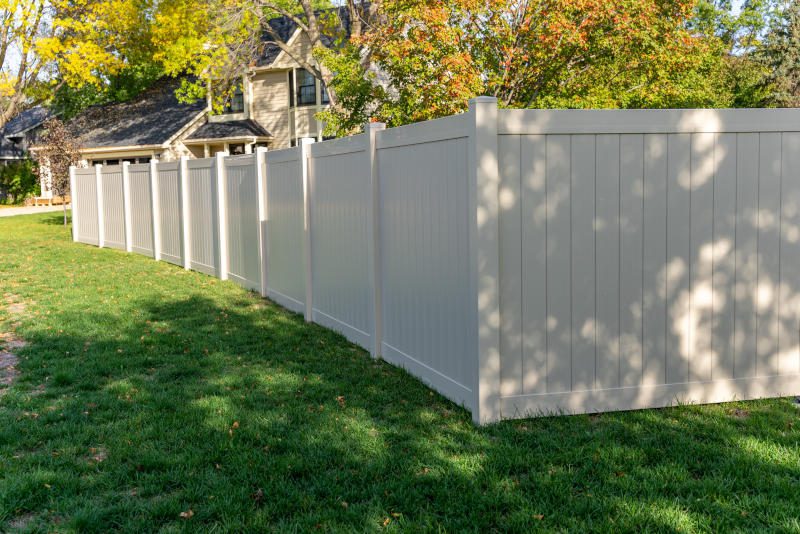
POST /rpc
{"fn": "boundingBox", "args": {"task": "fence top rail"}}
[376,111,469,150]
[308,133,366,159]
[265,146,301,165]
[101,165,123,174]
[128,163,150,173]
[158,161,180,172]
[187,157,214,170]
[224,154,256,168]
[74,167,95,177]
[499,108,800,135]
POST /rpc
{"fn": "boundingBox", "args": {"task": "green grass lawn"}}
[1,213,799,533]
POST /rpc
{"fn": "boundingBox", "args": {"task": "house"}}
[0,106,52,166]
[59,13,337,171]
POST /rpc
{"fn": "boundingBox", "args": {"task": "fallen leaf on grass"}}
[533,514,544,520]
[179,509,194,519]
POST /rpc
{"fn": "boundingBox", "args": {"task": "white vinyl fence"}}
[70,99,800,424]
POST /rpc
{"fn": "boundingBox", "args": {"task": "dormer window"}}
[223,84,245,114]
[288,69,329,107]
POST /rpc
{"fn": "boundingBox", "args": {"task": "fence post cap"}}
[364,121,386,131]
[468,96,498,105]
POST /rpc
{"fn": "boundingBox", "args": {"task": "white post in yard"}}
[255,146,269,297]
[150,158,161,261]
[179,156,191,270]
[215,151,229,281]
[95,164,105,248]
[469,96,501,425]
[69,166,78,243]
[366,122,386,359]
[300,137,315,322]
[122,161,133,253]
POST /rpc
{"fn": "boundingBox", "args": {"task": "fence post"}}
[215,152,229,281]
[366,122,386,359]
[179,156,191,270]
[301,137,315,322]
[469,96,500,425]
[69,166,78,242]
[150,158,161,261]
[122,161,133,253]
[95,164,105,248]
[255,147,269,297]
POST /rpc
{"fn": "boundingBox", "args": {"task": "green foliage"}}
[757,0,800,106]
[0,160,39,204]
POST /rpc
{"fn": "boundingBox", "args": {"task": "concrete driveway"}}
[0,205,68,218]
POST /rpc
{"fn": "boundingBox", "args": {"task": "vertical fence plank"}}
[595,134,621,389]
[642,134,668,386]
[779,133,800,376]
[150,159,162,261]
[301,137,315,322]
[367,123,386,358]
[122,162,133,253]
[69,166,78,243]
[216,152,229,281]
[571,135,596,391]
[95,164,105,248]
[180,156,191,270]
[734,134,759,379]
[256,147,269,297]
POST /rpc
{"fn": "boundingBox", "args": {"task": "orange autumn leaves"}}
[358,0,723,123]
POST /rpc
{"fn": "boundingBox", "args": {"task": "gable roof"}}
[257,6,357,67]
[67,77,206,149]
[187,119,271,141]
[3,106,52,138]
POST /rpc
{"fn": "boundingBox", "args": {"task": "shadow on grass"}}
[37,212,71,226]
[1,290,799,532]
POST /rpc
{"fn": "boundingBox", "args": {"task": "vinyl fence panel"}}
[225,154,261,291]
[187,158,219,276]
[377,112,477,412]
[101,166,126,250]
[128,163,154,256]
[74,168,99,245]
[308,135,373,349]
[264,147,306,313]
[497,108,800,419]
[156,162,184,266]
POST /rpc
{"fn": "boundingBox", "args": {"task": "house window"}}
[223,84,245,114]
[229,144,245,155]
[296,69,316,106]
[321,82,329,105]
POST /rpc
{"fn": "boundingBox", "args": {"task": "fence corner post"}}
[469,96,501,425]
[366,122,386,359]
[69,166,78,242]
[179,156,191,270]
[300,137,315,322]
[215,151,229,281]
[150,158,161,261]
[122,161,133,253]
[95,164,105,248]
[255,146,269,297]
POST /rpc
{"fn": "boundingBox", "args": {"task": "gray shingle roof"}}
[67,77,206,149]
[3,106,52,138]
[187,119,271,140]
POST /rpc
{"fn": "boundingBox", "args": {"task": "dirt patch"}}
[730,408,750,419]
[0,294,27,394]
[7,512,36,531]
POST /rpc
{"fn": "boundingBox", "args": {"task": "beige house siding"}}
[251,71,293,149]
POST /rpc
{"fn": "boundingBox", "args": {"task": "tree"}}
[151,0,380,110]
[32,117,79,225]
[322,0,741,133]
[757,0,800,106]
[0,159,38,204]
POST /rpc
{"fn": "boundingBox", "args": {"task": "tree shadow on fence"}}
[1,290,799,532]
